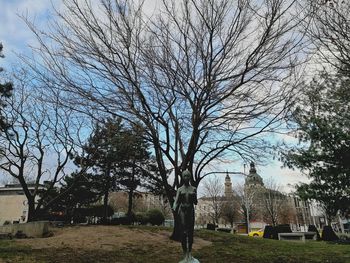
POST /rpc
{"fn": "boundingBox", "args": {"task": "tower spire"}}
[225,171,233,197]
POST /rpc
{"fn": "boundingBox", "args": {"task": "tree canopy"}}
[0,72,77,221]
[0,43,13,131]
[75,118,160,219]
[22,0,305,202]
[284,70,350,221]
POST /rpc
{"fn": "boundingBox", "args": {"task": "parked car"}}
[248,228,264,237]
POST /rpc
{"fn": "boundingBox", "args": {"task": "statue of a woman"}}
[173,170,199,263]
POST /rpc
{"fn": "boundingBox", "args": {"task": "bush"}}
[110,216,133,225]
[207,223,216,231]
[216,228,231,233]
[73,213,86,224]
[146,209,165,226]
[338,233,350,241]
[78,205,114,218]
[135,212,149,225]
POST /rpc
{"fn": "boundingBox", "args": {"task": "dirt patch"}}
[16,226,211,252]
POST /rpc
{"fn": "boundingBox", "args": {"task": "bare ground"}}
[16,225,211,252]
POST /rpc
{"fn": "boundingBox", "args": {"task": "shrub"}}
[135,212,149,225]
[110,216,133,225]
[79,205,114,218]
[73,213,86,224]
[216,228,231,233]
[146,209,165,226]
[337,233,350,241]
[207,223,216,231]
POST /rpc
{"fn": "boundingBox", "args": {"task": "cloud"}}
[0,0,64,64]
[258,161,310,193]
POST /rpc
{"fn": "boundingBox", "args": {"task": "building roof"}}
[0,183,45,192]
[245,162,264,186]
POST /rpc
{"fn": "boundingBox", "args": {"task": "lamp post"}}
[202,171,247,178]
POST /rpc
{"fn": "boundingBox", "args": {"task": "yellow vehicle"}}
[248,228,264,237]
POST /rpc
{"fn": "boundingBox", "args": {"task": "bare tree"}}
[21,0,305,235]
[300,0,350,72]
[221,195,240,228]
[261,179,289,226]
[202,176,223,225]
[0,72,81,221]
[235,183,258,233]
[278,198,297,225]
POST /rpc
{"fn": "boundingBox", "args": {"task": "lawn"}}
[0,225,349,263]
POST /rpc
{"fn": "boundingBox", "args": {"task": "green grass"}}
[195,230,350,263]
[0,227,349,263]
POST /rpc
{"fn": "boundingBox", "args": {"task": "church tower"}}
[224,171,233,198]
[245,162,264,187]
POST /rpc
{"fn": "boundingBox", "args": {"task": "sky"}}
[0,0,310,194]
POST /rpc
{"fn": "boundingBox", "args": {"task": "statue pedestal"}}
[179,256,200,263]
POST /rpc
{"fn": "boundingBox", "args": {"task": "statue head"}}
[182,169,191,185]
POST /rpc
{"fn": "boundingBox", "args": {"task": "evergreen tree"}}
[116,123,160,218]
[284,70,350,222]
[0,43,13,131]
[60,172,104,211]
[41,172,104,222]
[74,118,124,222]
[75,118,160,222]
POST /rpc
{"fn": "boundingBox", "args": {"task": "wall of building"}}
[0,221,49,237]
[0,192,28,225]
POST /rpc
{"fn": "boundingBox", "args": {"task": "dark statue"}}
[173,170,200,263]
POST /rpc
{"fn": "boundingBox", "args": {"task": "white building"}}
[0,184,45,225]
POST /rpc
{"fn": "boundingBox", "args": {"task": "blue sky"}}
[0,0,58,64]
[0,0,309,193]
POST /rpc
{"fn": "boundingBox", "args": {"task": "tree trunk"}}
[127,189,133,219]
[246,210,250,234]
[103,187,109,224]
[326,215,332,226]
[338,214,345,233]
[127,159,136,221]
[102,165,111,224]
[272,216,277,227]
[26,196,36,222]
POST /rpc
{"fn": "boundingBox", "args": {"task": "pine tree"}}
[74,118,124,222]
[117,123,160,218]
[75,118,160,222]
[40,172,104,222]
